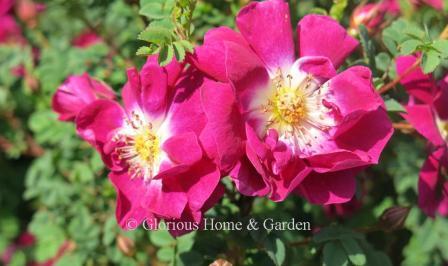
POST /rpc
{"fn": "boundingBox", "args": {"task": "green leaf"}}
[309,7,328,15]
[360,240,393,266]
[150,228,175,247]
[313,226,363,244]
[136,46,153,56]
[157,247,175,262]
[375,52,392,72]
[102,216,118,246]
[158,44,175,66]
[383,36,399,55]
[178,251,203,266]
[264,236,286,266]
[329,0,348,21]
[178,40,194,53]
[400,39,420,55]
[433,39,448,57]
[138,26,172,44]
[150,18,175,31]
[139,3,170,19]
[323,241,348,266]
[70,162,94,183]
[29,214,65,261]
[176,231,195,253]
[173,41,186,62]
[382,19,424,55]
[422,50,441,74]
[9,250,26,266]
[385,98,405,112]
[398,0,413,17]
[340,237,366,266]
[0,215,20,240]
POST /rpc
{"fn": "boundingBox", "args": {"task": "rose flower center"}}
[114,112,162,180]
[271,86,308,125]
[256,70,336,155]
[134,129,160,164]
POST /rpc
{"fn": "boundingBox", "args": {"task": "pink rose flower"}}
[73,56,224,236]
[0,0,14,16]
[397,55,448,217]
[52,73,116,121]
[349,0,443,34]
[72,30,102,48]
[349,0,399,33]
[15,0,46,28]
[0,232,35,265]
[191,0,393,204]
[0,15,25,44]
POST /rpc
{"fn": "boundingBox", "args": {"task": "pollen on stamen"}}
[113,120,161,181]
[259,70,336,153]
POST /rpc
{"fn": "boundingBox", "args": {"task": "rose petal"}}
[236,0,295,72]
[296,169,358,204]
[297,14,358,69]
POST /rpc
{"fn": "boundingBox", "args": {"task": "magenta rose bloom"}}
[0,0,14,16]
[72,30,102,48]
[0,15,25,44]
[74,56,224,236]
[192,0,393,204]
[52,73,116,121]
[349,0,399,33]
[397,55,448,217]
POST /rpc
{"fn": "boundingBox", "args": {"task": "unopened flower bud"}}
[378,206,411,232]
[117,234,135,257]
[210,259,233,266]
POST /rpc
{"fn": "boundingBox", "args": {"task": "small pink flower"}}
[52,73,116,121]
[15,0,45,28]
[0,0,14,16]
[0,244,16,265]
[0,15,25,44]
[349,0,443,33]
[397,55,448,217]
[192,0,393,204]
[73,56,224,236]
[16,232,35,247]
[349,0,399,33]
[72,31,102,48]
[0,232,35,265]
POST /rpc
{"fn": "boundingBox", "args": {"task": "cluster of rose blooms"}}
[45,0,447,236]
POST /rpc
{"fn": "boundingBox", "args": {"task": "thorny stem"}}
[289,237,312,247]
[392,121,415,133]
[378,57,422,94]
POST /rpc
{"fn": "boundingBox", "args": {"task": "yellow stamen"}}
[133,128,160,164]
[263,85,308,128]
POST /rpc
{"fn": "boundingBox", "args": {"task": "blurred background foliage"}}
[1,0,448,265]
